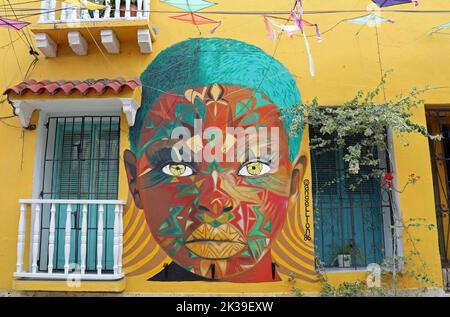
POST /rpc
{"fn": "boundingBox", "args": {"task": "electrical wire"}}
[0,0,42,7]
[1,6,450,19]
[5,0,38,56]
[375,25,387,102]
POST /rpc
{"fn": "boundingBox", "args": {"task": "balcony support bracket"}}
[35,33,57,58]
[137,29,152,54]
[68,31,88,56]
[121,98,138,127]
[11,100,35,128]
[100,29,120,54]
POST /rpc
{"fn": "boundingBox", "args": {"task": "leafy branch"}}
[283,73,441,184]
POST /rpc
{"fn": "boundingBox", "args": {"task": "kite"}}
[161,0,216,12]
[264,17,321,43]
[371,0,418,7]
[0,18,30,30]
[288,0,321,77]
[170,13,218,25]
[343,13,394,35]
[161,0,221,33]
[431,22,450,35]
[64,0,106,10]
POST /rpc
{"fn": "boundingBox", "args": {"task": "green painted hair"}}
[130,37,303,161]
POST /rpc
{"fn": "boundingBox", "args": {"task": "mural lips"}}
[185,223,246,259]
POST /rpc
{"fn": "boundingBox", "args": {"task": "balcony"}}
[38,0,150,24]
[32,0,155,57]
[14,199,126,281]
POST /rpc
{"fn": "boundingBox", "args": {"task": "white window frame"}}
[28,106,123,274]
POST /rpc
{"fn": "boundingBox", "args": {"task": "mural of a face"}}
[124,38,304,282]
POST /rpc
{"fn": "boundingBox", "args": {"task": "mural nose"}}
[198,203,233,213]
[197,201,234,227]
[197,171,234,216]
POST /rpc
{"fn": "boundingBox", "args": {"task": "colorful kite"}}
[170,13,218,25]
[372,0,418,7]
[431,22,450,35]
[289,0,321,77]
[0,18,30,30]
[264,17,321,43]
[161,0,221,33]
[343,13,394,35]
[161,0,216,12]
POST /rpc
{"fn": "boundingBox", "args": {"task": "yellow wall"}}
[0,0,449,294]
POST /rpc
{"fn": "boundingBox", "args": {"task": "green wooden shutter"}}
[311,129,385,268]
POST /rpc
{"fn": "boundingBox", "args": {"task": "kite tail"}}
[315,24,322,42]
[302,30,315,77]
[210,21,222,34]
[263,16,278,42]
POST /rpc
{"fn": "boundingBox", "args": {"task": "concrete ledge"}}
[30,20,156,44]
[12,278,126,293]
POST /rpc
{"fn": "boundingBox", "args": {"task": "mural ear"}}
[124,150,143,209]
[290,155,308,199]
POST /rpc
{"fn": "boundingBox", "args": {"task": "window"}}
[37,116,120,272]
[310,128,390,269]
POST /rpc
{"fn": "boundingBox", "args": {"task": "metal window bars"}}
[37,116,120,273]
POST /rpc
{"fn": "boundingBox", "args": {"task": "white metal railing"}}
[39,0,150,23]
[14,199,126,281]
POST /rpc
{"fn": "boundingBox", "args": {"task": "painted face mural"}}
[124,38,305,282]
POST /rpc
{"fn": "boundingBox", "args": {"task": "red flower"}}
[384,173,394,181]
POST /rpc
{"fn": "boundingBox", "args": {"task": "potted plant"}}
[333,243,362,268]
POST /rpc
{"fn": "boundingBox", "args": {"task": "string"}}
[375,25,387,102]
[2,6,450,20]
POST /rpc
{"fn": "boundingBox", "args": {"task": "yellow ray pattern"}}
[123,177,319,283]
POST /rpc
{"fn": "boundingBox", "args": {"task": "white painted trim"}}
[38,17,150,24]
[9,98,137,127]
[121,98,138,126]
[387,128,405,269]
[13,272,124,281]
[28,111,48,272]
[32,112,48,200]
[12,100,35,127]
[20,199,126,205]
[378,146,394,259]
[323,267,369,273]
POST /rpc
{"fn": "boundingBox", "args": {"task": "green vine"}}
[283,72,441,186]
[284,76,442,296]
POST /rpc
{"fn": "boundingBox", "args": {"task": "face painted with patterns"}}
[124,84,306,282]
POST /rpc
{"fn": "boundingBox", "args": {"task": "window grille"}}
[37,116,121,272]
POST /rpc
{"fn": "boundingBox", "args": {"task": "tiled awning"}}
[4,78,142,128]
[3,78,141,97]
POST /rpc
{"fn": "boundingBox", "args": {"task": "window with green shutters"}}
[38,116,120,273]
[310,128,389,268]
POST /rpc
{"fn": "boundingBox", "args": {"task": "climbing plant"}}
[283,73,441,189]
[284,75,442,296]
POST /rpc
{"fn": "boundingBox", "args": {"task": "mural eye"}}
[162,163,194,177]
[238,161,271,177]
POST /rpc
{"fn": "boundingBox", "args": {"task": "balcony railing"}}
[14,199,126,281]
[39,0,151,23]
